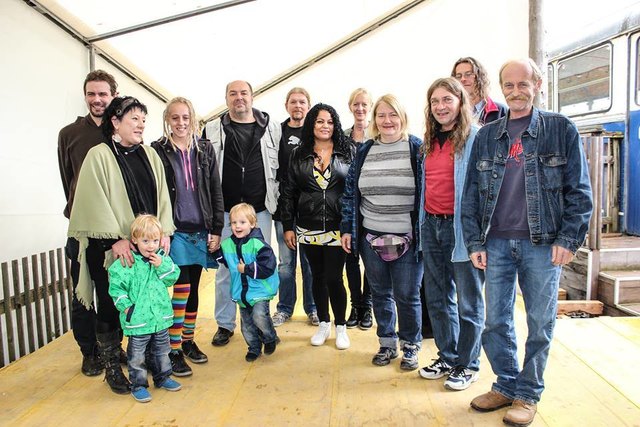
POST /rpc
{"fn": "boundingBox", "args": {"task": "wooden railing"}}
[0,248,72,367]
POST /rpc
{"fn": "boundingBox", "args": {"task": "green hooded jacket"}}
[108,251,179,336]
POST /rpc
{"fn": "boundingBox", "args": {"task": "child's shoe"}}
[335,324,350,350]
[131,387,152,403]
[264,340,277,355]
[310,321,331,346]
[245,352,260,362]
[157,377,182,392]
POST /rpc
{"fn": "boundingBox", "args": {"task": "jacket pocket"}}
[125,304,135,322]
[476,159,494,194]
[539,154,566,190]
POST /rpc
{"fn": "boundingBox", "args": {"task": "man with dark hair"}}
[461,58,592,426]
[58,69,118,376]
[452,57,507,125]
[204,80,281,346]
[271,87,317,328]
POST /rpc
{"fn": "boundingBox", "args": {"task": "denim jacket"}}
[461,108,593,254]
[418,126,478,263]
[340,135,423,260]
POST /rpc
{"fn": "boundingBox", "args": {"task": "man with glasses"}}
[452,57,507,125]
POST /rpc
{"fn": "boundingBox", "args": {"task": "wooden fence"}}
[0,248,72,368]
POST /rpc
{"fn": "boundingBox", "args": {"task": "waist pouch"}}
[365,232,412,262]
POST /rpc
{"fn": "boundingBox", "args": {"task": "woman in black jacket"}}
[151,97,224,376]
[280,103,353,350]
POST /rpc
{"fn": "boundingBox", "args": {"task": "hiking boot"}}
[157,377,182,392]
[400,344,419,371]
[119,346,127,364]
[503,400,537,426]
[444,366,479,391]
[169,350,193,377]
[470,390,514,412]
[131,387,152,403]
[307,311,320,326]
[310,321,331,346]
[211,327,234,346]
[372,347,398,366]
[271,311,291,327]
[418,358,452,379]
[358,307,373,330]
[346,307,359,328]
[335,324,350,350]
[81,346,103,377]
[182,340,208,364]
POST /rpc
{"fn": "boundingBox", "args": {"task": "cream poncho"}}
[67,143,175,309]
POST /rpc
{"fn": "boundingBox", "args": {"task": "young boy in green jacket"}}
[109,214,182,403]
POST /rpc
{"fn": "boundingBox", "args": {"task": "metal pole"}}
[529,0,547,109]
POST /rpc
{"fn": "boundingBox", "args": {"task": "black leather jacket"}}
[151,137,225,235]
[280,143,353,233]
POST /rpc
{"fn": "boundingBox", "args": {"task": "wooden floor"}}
[1,271,639,426]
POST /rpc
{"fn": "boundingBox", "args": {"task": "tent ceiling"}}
[33,0,412,118]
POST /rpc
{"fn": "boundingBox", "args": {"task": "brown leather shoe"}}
[503,399,537,427]
[470,390,514,412]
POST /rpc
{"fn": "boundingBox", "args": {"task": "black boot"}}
[97,330,131,395]
[346,307,359,329]
[359,307,373,330]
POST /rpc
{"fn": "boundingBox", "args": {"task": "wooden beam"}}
[557,300,604,316]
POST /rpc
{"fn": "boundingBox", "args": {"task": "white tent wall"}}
[0,0,528,265]
[249,0,528,134]
[0,0,166,264]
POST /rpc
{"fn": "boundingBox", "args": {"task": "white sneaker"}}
[335,324,350,350]
[310,321,331,346]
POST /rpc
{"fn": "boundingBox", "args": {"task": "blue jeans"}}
[483,238,561,404]
[360,236,423,349]
[239,300,278,355]
[127,329,172,391]
[421,216,485,370]
[215,210,272,330]
[274,221,315,316]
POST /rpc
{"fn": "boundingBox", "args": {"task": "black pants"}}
[345,253,372,309]
[66,238,98,356]
[86,239,121,332]
[177,264,203,313]
[303,244,347,325]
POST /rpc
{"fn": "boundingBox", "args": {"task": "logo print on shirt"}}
[508,137,523,164]
[287,135,301,146]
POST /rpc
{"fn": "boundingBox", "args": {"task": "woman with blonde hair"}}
[343,88,374,330]
[341,94,423,370]
[152,97,224,376]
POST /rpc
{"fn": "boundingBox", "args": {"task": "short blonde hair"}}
[229,203,257,227]
[130,214,163,240]
[286,87,311,104]
[369,94,409,141]
[348,88,372,108]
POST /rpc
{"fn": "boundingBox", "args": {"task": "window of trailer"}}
[558,44,612,116]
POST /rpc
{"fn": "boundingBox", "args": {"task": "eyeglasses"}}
[429,96,456,107]
[454,71,475,80]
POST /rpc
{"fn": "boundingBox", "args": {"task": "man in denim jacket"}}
[461,59,592,427]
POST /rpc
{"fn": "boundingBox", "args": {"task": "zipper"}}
[240,166,245,202]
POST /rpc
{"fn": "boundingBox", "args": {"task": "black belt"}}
[426,212,454,220]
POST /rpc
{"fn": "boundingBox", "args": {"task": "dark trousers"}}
[303,244,348,325]
[86,238,121,332]
[66,238,98,356]
[345,253,372,309]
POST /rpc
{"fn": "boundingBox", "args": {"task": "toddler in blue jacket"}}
[216,203,279,362]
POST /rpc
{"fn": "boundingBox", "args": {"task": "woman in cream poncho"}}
[68,96,175,395]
